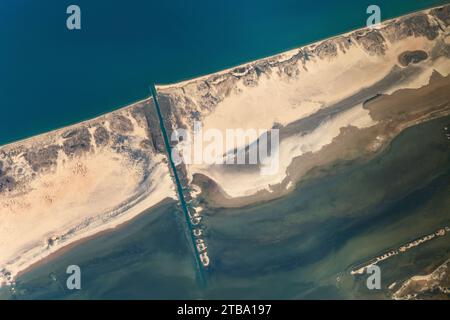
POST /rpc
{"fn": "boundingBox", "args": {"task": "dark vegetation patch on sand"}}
[110,115,134,134]
[352,29,386,55]
[0,159,16,193]
[398,50,428,66]
[431,5,450,26]
[62,127,92,156]
[93,125,109,147]
[24,145,60,172]
[0,175,15,193]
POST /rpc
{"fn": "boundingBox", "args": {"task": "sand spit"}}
[0,100,176,286]
[351,226,450,276]
[156,4,450,205]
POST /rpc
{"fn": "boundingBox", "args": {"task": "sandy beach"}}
[0,100,176,286]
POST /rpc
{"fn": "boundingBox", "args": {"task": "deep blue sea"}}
[0,0,448,145]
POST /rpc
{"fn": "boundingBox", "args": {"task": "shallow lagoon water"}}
[2,115,449,299]
[0,200,202,299]
[202,115,450,299]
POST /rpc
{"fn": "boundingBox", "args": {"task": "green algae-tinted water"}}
[0,0,448,146]
[3,114,449,299]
